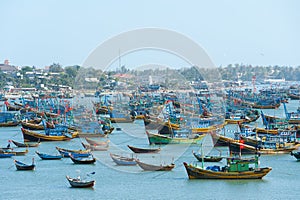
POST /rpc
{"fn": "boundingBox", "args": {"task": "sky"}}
[0,0,299,69]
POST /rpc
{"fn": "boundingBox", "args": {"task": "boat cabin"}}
[226,156,259,172]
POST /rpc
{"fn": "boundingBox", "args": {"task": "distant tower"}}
[4,59,9,65]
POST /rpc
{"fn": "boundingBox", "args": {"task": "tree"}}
[65,65,80,78]
[21,66,33,74]
[49,63,64,73]
[0,70,7,88]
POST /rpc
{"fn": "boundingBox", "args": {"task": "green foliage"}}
[65,65,80,78]
[0,70,7,88]
[21,66,33,74]
[2,64,300,91]
[49,63,64,73]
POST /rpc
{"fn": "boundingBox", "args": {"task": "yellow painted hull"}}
[184,162,272,179]
[191,123,226,133]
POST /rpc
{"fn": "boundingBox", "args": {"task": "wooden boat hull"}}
[6,104,22,111]
[254,128,278,135]
[0,121,20,127]
[147,131,205,145]
[288,119,300,124]
[1,149,29,156]
[183,162,272,179]
[0,152,15,158]
[211,133,236,146]
[192,152,222,162]
[78,132,108,138]
[291,152,300,161]
[288,93,300,100]
[110,118,133,123]
[81,142,108,151]
[252,103,280,109]
[85,137,110,146]
[110,153,137,165]
[35,151,62,160]
[136,160,175,171]
[14,160,35,170]
[21,128,74,142]
[12,140,40,148]
[143,118,179,135]
[21,121,44,130]
[225,119,245,124]
[66,176,95,188]
[69,154,96,164]
[127,145,160,153]
[191,122,226,133]
[56,147,91,157]
[229,141,300,155]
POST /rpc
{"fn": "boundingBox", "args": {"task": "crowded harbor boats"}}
[0,76,300,190]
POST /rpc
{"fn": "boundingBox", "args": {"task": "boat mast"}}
[201,141,204,169]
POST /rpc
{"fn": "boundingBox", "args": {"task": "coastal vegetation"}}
[0,63,299,91]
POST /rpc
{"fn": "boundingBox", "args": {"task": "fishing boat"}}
[252,102,280,109]
[85,137,110,146]
[14,158,35,170]
[35,151,63,160]
[0,112,20,127]
[228,139,300,155]
[291,151,300,161]
[183,155,272,179]
[225,110,247,124]
[0,148,29,156]
[77,131,109,138]
[146,131,206,145]
[21,121,44,130]
[11,140,40,148]
[109,110,134,123]
[56,147,91,157]
[6,104,22,111]
[81,142,108,151]
[66,176,95,188]
[69,154,96,164]
[0,152,15,158]
[253,111,294,135]
[288,88,300,100]
[0,121,20,127]
[211,133,236,146]
[127,145,161,153]
[283,102,300,124]
[136,159,175,171]
[192,151,222,162]
[110,153,137,166]
[21,128,77,142]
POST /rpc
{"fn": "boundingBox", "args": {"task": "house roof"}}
[0,64,18,72]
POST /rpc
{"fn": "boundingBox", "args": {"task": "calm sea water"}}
[1,100,300,200]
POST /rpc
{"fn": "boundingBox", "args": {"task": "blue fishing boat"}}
[66,176,95,188]
[283,102,300,124]
[0,112,20,127]
[56,147,91,157]
[0,152,15,158]
[35,151,62,160]
[14,158,35,170]
[69,154,96,164]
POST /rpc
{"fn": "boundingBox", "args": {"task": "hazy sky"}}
[1,0,299,69]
